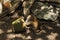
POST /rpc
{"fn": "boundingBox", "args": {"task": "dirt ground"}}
[0,14,60,40]
[0,1,60,40]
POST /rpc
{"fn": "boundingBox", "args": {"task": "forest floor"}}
[0,1,60,40]
[0,14,60,40]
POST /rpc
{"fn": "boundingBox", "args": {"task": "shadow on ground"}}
[0,15,60,40]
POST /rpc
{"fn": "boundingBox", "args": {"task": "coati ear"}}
[32,16,39,30]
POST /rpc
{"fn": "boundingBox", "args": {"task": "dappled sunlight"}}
[0,29,4,34]
[36,38,43,40]
[15,34,25,39]
[36,30,46,35]
[7,29,13,33]
[6,34,15,39]
[47,32,58,40]
[26,35,32,40]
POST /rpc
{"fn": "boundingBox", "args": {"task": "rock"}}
[31,2,59,21]
[39,0,60,3]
